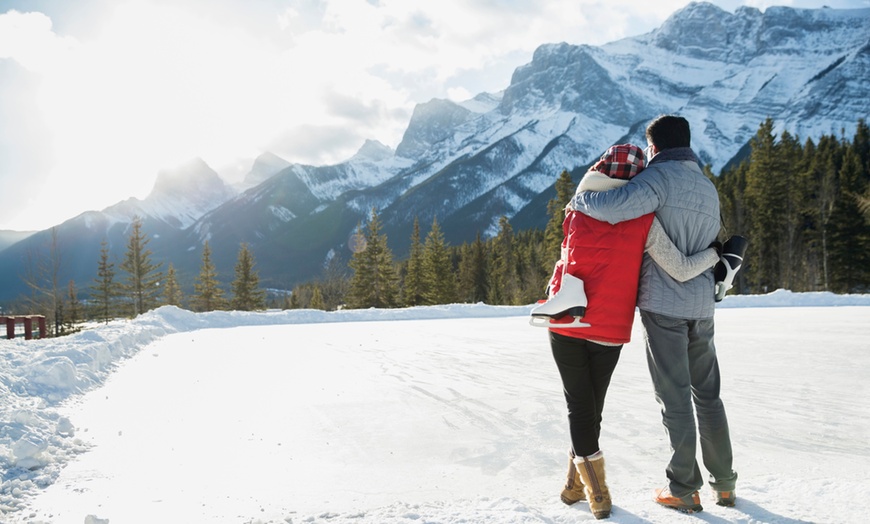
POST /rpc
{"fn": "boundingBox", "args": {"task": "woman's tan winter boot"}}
[560,454,586,505]
[574,451,612,519]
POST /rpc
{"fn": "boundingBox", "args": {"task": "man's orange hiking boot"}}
[716,490,736,507]
[654,486,703,514]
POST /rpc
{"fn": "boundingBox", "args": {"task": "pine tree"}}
[421,217,456,305]
[191,241,227,312]
[796,137,823,290]
[320,257,350,311]
[488,216,519,304]
[120,217,163,317]
[309,286,325,310]
[287,291,300,309]
[853,119,870,172]
[853,119,870,223]
[544,169,574,270]
[827,147,870,292]
[347,208,399,309]
[786,138,824,292]
[231,243,266,311]
[89,239,119,324]
[778,130,808,291]
[163,264,183,307]
[744,119,789,292]
[715,162,750,292]
[22,227,64,336]
[515,228,548,303]
[811,136,843,291]
[457,232,488,303]
[403,217,425,306]
[63,280,82,335]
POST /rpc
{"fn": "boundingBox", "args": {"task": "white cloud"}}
[0,10,77,73]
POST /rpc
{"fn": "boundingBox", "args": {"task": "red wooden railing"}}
[2,315,47,340]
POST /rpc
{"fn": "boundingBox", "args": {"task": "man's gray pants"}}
[640,310,738,498]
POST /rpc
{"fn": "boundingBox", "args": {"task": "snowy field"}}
[1,289,869,524]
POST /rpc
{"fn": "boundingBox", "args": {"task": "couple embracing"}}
[540,115,739,518]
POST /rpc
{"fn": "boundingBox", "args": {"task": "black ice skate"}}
[714,235,749,302]
[529,273,591,328]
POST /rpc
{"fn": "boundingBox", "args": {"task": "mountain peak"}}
[650,2,870,62]
[351,139,394,162]
[458,92,502,114]
[142,158,236,228]
[243,152,292,187]
[395,98,475,159]
[150,158,223,198]
[254,151,291,170]
[651,2,761,62]
[502,41,647,124]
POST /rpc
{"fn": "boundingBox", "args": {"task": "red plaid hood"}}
[591,144,646,179]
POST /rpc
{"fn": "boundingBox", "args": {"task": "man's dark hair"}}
[645,115,691,150]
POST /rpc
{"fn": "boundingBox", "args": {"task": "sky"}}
[1,292,868,522]
[1,0,869,231]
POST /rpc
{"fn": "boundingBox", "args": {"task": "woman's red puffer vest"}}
[548,210,654,344]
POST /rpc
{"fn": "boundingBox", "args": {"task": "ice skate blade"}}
[529,316,591,328]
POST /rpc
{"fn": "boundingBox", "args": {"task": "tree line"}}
[16,217,268,337]
[715,118,870,294]
[10,118,869,333]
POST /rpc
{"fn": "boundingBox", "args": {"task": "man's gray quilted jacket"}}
[572,159,720,319]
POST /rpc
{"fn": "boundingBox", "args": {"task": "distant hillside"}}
[0,230,35,254]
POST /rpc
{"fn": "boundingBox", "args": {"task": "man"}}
[570,115,738,513]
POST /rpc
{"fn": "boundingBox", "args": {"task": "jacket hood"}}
[577,170,630,193]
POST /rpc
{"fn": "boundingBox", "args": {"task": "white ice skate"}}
[714,236,749,302]
[529,273,591,328]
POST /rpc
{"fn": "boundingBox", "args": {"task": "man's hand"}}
[709,240,723,257]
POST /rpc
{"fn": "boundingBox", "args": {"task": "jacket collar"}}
[647,147,702,168]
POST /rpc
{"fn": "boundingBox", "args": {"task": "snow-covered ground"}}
[1,289,869,523]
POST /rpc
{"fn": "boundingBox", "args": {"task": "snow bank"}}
[716,288,870,307]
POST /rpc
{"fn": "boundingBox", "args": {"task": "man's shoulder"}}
[644,159,707,184]
[633,163,670,189]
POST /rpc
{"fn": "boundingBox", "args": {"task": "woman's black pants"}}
[549,331,622,457]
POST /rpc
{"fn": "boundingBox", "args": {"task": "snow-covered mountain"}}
[0,2,867,301]
[0,158,237,300]
[104,158,237,230]
[598,3,870,168]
